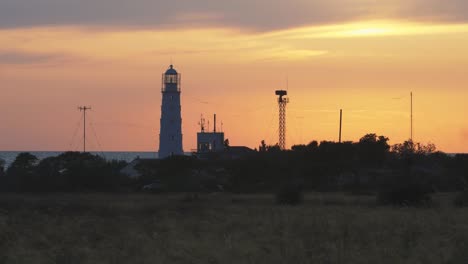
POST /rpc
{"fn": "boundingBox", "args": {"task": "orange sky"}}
[1,2,468,153]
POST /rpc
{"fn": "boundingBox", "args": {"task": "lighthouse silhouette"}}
[158,65,183,158]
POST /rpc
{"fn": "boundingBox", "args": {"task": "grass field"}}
[0,192,467,264]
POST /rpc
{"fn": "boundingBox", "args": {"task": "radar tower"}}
[275,90,289,150]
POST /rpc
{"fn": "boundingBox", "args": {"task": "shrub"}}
[454,191,468,207]
[377,181,432,206]
[454,181,468,207]
[276,184,303,205]
[5,152,39,191]
[454,174,468,207]
[180,193,201,203]
[0,159,5,178]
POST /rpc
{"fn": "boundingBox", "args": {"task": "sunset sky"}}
[1,0,467,153]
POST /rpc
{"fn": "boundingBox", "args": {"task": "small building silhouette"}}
[197,132,225,153]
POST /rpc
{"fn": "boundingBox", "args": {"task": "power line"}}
[88,114,106,158]
[68,114,84,151]
[264,104,278,146]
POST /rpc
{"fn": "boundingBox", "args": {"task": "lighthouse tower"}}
[158,65,183,158]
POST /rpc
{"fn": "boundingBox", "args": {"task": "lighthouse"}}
[158,65,183,158]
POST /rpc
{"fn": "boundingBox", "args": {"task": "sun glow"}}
[2,20,468,66]
[343,27,392,37]
[265,21,468,39]
[1,19,468,152]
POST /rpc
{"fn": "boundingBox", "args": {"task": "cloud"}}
[0,51,55,64]
[0,0,467,31]
[0,50,76,66]
[394,0,468,22]
[0,26,333,64]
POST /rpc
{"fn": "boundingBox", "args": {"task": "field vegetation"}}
[1,193,468,263]
[1,134,468,262]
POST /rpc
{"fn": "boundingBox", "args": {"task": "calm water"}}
[0,151,158,168]
[0,151,463,169]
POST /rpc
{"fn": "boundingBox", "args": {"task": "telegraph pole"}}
[410,92,413,142]
[78,106,91,152]
[339,109,342,143]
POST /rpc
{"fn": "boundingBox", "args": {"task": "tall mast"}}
[275,90,289,150]
[79,106,91,152]
[339,109,342,143]
[410,92,413,142]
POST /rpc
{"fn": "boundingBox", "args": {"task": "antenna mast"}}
[410,92,413,142]
[198,114,205,133]
[214,114,217,132]
[275,90,289,150]
[78,106,91,152]
[339,109,342,143]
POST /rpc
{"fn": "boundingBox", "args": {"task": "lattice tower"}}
[275,90,289,150]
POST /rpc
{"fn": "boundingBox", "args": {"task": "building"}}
[197,132,225,153]
[196,114,224,153]
[194,114,255,160]
[158,65,184,159]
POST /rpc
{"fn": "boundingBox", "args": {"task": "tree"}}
[7,153,38,174]
[392,140,436,157]
[0,158,5,178]
[291,144,307,152]
[258,140,281,152]
[307,141,319,151]
[33,152,129,192]
[259,140,267,152]
[267,144,281,152]
[5,153,39,191]
[358,133,390,167]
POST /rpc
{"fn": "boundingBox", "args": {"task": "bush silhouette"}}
[378,178,432,206]
[5,152,39,191]
[276,184,303,205]
[454,191,468,207]
[454,181,468,207]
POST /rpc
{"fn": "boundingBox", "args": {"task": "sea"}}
[0,151,159,169]
[0,151,464,169]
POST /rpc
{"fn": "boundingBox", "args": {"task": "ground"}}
[0,193,467,264]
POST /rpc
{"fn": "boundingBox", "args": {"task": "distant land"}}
[0,151,157,168]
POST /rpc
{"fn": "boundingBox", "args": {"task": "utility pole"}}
[410,92,413,142]
[339,109,342,143]
[78,106,91,152]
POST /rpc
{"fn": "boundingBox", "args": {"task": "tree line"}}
[0,152,129,192]
[0,134,467,203]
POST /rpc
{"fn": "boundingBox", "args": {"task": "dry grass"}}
[0,192,467,264]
